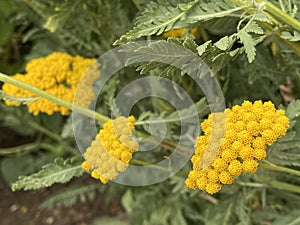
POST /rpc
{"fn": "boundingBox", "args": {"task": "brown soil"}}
[0,176,127,225]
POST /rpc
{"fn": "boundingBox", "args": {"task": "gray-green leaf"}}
[12,156,84,191]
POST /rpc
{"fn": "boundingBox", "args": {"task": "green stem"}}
[268,179,300,194]
[130,159,188,177]
[259,163,300,177]
[262,1,300,33]
[27,121,76,153]
[236,182,266,188]
[27,121,63,142]
[0,142,39,155]
[0,72,109,124]
[261,22,300,56]
[256,174,300,194]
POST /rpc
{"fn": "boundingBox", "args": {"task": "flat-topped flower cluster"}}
[81,116,138,184]
[2,52,97,115]
[185,100,289,194]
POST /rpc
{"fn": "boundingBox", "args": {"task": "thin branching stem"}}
[260,161,300,177]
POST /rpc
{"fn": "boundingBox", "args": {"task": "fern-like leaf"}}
[115,0,195,44]
[122,40,211,80]
[12,156,84,191]
[281,31,300,41]
[237,30,256,63]
[115,0,245,44]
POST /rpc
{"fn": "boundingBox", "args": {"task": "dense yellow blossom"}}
[185,100,289,195]
[162,27,198,39]
[162,28,186,38]
[81,116,138,184]
[73,61,101,108]
[2,52,97,115]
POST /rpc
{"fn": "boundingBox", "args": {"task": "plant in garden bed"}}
[1,0,300,224]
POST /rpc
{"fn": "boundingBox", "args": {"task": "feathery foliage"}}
[12,156,84,191]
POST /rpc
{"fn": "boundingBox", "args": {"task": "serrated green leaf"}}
[238,30,256,63]
[244,21,264,34]
[122,41,211,79]
[197,41,212,56]
[253,12,272,23]
[182,37,198,52]
[12,156,84,191]
[215,36,235,51]
[286,100,300,121]
[277,131,296,142]
[115,0,245,44]
[281,31,300,41]
[268,149,300,167]
[186,1,245,24]
[115,0,194,44]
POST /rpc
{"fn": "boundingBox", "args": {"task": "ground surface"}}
[0,172,127,225]
[0,177,99,225]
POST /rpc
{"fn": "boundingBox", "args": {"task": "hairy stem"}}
[259,163,300,177]
[262,1,300,33]
[130,159,188,177]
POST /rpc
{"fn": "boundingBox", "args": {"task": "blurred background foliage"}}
[1,0,300,225]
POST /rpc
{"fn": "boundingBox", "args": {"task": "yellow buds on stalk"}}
[2,52,97,116]
[162,28,197,38]
[185,100,289,195]
[81,116,138,184]
[162,28,186,38]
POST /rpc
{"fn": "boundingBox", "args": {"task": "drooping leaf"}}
[12,156,84,191]
[215,36,235,51]
[244,21,264,34]
[238,30,256,63]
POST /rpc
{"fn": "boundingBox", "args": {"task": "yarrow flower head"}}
[81,116,138,184]
[2,52,98,115]
[185,100,289,195]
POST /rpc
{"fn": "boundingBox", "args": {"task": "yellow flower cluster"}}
[185,100,289,195]
[2,52,96,116]
[81,116,138,184]
[162,28,197,38]
[73,61,101,108]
